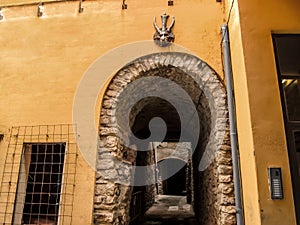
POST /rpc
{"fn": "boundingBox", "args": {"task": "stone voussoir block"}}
[220,212,236,225]
[94,211,115,223]
[220,205,236,214]
[220,193,235,205]
[99,127,118,136]
[97,158,114,170]
[218,165,233,175]
[102,99,117,109]
[106,90,119,98]
[104,136,119,147]
[219,175,232,183]
[113,78,128,87]
[218,183,234,195]
[95,183,116,196]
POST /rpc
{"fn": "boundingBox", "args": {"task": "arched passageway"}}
[94,52,236,225]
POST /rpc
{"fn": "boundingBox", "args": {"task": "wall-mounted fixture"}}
[168,0,174,6]
[79,0,84,13]
[0,8,4,20]
[37,2,44,17]
[122,0,127,9]
[153,13,175,47]
[268,167,284,199]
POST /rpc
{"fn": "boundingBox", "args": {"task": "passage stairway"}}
[141,195,199,225]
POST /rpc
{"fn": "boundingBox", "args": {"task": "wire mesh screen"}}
[0,124,78,225]
[22,144,66,224]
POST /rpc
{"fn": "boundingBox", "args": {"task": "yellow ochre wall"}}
[1,0,299,224]
[226,0,300,224]
[0,0,225,224]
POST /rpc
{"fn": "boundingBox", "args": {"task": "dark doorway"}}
[158,158,187,196]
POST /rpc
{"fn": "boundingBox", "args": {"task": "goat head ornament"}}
[153,13,175,47]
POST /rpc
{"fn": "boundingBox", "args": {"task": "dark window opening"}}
[273,34,300,224]
[273,34,300,77]
[281,79,300,121]
[293,131,300,178]
[21,143,66,224]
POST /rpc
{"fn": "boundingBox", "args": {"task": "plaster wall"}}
[0,0,226,224]
[226,0,300,224]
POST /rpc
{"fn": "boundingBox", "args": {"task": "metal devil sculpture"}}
[153,13,175,47]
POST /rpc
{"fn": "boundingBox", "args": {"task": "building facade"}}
[0,0,299,224]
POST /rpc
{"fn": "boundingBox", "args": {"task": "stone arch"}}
[94,52,235,225]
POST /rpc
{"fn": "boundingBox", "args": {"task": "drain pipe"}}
[221,24,245,225]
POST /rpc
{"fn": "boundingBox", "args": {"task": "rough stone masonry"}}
[94,52,236,225]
